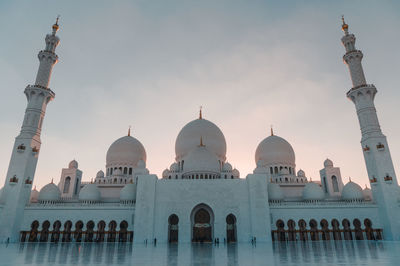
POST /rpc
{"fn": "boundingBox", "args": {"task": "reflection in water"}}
[0,241,397,265]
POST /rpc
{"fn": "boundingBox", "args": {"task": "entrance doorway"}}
[226,214,237,243]
[168,214,179,243]
[191,204,213,243]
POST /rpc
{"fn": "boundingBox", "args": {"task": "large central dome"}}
[175,117,226,162]
[255,134,295,167]
[106,135,146,167]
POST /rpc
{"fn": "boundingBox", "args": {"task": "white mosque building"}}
[0,18,399,244]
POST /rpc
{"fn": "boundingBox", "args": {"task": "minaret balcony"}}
[384,175,393,182]
[369,177,377,184]
[17,144,26,153]
[376,143,385,151]
[9,176,19,184]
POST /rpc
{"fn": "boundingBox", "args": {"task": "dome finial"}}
[128,125,131,136]
[52,15,60,35]
[51,178,53,184]
[349,176,352,182]
[199,106,203,119]
[270,125,274,136]
[341,15,349,35]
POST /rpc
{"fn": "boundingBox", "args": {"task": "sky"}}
[0,0,399,190]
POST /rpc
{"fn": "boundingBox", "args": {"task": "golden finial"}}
[199,106,203,119]
[341,15,349,33]
[52,15,60,33]
[270,125,274,136]
[128,126,131,136]
[349,176,352,182]
[51,178,53,184]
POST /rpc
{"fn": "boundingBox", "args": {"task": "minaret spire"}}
[342,20,399,240]
[128,126,131,136]
[0,20,60,242]
[199,106,203,119]
[270,125,274,136]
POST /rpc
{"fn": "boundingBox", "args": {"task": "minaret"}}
[341,17,399,240]
[0,19,60,242]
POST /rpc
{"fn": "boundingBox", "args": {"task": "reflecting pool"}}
[0,241,399,265]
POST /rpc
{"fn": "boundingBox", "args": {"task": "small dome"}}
[363,187,372,201]
[342,182,363,201]
[106,135,146,167]
[30,188,39,203]
[297,169,305,177]
[79,183,101,202]
[268,183,284,201]
[69,160,78,169]
[255,135,295,167]
[175,118,227,162]
[96,170,105,178]
[162,169,170,178]
[232,168,240,178]
[38,183,61,202]
[170,163,179,172]
[324,158,333,168]
[120,183,137,201]
[302,182,325,201]
[183,145,220,174]
[223,162,232,172]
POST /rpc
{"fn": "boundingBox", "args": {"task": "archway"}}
[226,214,236,243]
[191,204,213,243]
[168,214,179,243]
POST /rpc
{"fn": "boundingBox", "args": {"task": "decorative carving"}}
[369,177,377,183]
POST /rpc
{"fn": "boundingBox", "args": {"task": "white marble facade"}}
[0,19,399,244]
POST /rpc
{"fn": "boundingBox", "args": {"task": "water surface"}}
[0,241,399,265]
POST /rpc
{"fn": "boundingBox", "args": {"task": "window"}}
[63,177,71,193]
[129,168,132,175]
[332,176,339,192]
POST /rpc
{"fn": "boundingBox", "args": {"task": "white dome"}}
[255,135,295,167]
[175,118,226,162]
[223,162,232,172]
[232,168,240,178]
[302,182,325,201]
[324,158,333,168]
[69,159,78,169]
[363,187,372,201]
[162,169,170,178]
[268,183,284,201]
[183,145,220,174]
[120,183,137,201]
[96,170,105,178]
[137,159,146,168]
[38,183,61,202]
[342,182,363,201]
[106,135,146,167]
[170,163,179,172]
[297,169,305,177]
[79,183,101,202]
[30,188,39,203]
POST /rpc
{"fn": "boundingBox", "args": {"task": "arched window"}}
[168,214,179,243]
[129,168,132,175]
[119,220,129,242]
[182,160,184,170]
[124,167,127,174]
[63,177,71,193]
[276,220,285,241]
[274,167,278,174]
[322,177,328,193]
[270,167,273,174]
[332,176,339,192]
[74,178,79,195]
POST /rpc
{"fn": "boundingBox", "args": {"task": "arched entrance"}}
[226,214,237,243]
[191,204,213,243]
[168,214,179,243]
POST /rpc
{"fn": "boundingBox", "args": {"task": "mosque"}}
[0,18,399,244]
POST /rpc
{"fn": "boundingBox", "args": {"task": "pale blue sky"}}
[0,1,399,189]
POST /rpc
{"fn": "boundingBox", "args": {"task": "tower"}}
[319,159,344,197]
[58,160,82,198]
[0,19,60,242]
[341,17,400,240]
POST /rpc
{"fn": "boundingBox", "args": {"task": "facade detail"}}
[0,18,398,243]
